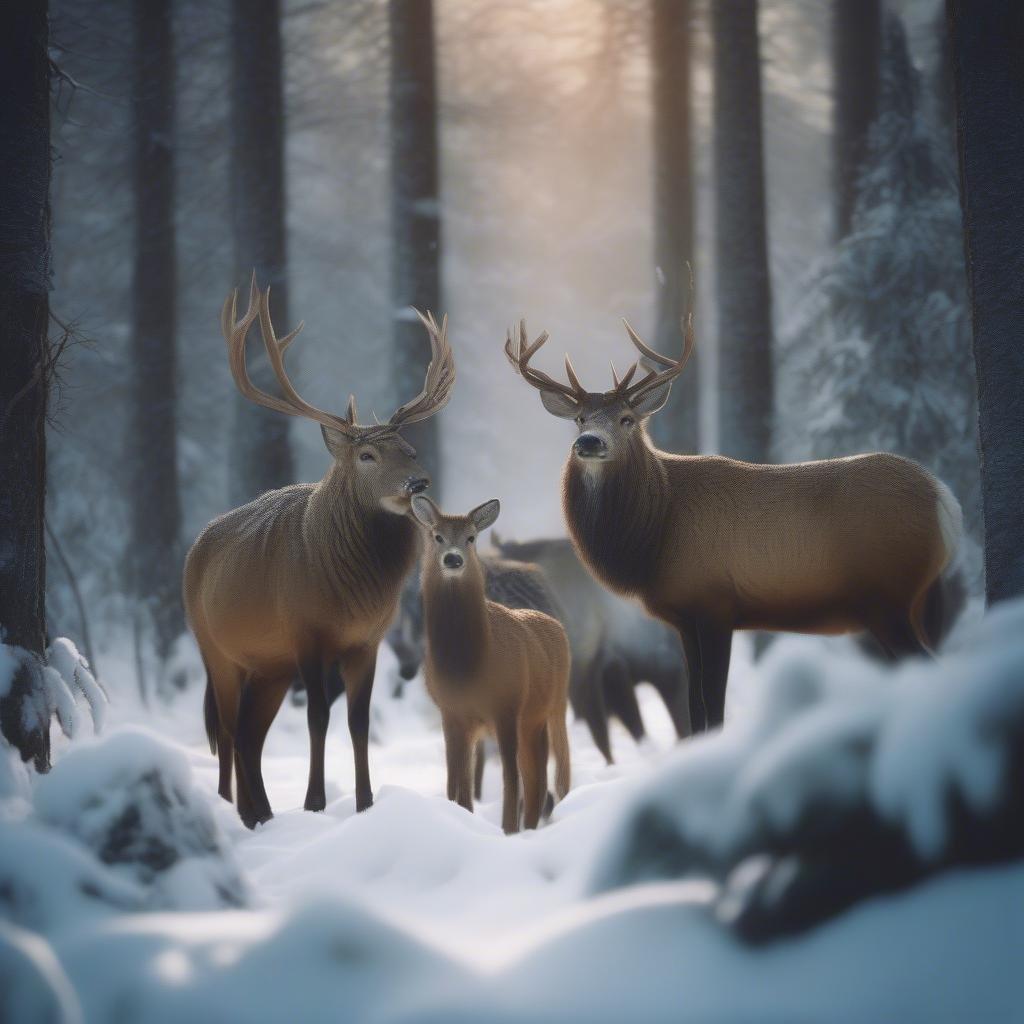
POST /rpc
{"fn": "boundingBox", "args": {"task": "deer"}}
[183,274,455,828]
[410,496,571,833]
[504,301,962,734]
[490,533,690,762]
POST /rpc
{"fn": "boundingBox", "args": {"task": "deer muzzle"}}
[574,433,608,460]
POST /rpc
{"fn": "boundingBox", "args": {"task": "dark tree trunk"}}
[389,0,442,488]
[0,2,51,763]
[229,0,293,505]
[649,0,697,454]
[712,0,773,464]
[948,0,1024,605]
[832,0,881,240]
[129,0,183,661]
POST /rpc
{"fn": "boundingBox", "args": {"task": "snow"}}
[2,607,1024,1019]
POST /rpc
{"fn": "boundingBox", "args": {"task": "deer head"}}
[222,272,456,513]
[411,496,501,578]
[504,287,694,466]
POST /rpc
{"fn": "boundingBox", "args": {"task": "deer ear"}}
[469,499,500,533]
[539,390,580,420]
[321,424,352,458]
[629,380,672,418]
[411,495,440,528]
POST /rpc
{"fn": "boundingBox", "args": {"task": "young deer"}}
[184,275,455,827]
[505,305,962,733]
[411,496,571,833]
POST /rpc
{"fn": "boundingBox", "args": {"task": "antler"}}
[223,276,456,438]
[503,320,586,403]
[617,268,696,404]
[387,309,457,428]
[222,272,356,435]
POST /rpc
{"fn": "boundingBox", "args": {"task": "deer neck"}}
[422,557,489,685]
[563,438,668,598]
[306,465,419,614]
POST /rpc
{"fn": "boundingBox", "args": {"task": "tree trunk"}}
[129,0,183,661]
[832,0,881,240]
[0,1,51,764]
[229,0,294,505]
[649,0,697,454]
[712,0,774,464]
[389,0,442,489]
[948,0,1024,605]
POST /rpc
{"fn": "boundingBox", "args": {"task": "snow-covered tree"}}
[778,14,980,550]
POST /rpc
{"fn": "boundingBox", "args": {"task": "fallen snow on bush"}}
[591,599,1024,941]
[35,727,248,910]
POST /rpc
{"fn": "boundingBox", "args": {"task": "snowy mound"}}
[591,598,1024,940]
[35,727,248,911]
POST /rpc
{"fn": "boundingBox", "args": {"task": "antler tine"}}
[618,309,696,404]
[564,354,586,396]
[221,272,355,434]
[504,319,581,401]
[388,308,457,428]
[255,287,354,433]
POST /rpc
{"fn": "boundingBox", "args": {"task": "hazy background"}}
[45,0,973,664]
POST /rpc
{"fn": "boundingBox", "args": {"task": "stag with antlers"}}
[184,274,455,827]
[505,292,962,732]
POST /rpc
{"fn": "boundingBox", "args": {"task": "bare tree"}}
[229,0,294,504]
[389,0,443,488]
[712,0,773,463]
[948,0,1024,604]
[0,2,51,765]
[128,0,183,661]
[649,0,697,453]
[832,0,881,240]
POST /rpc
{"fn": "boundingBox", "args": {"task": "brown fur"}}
[414,500,572,833]
[507,316,961,734]
[185,284,455,827]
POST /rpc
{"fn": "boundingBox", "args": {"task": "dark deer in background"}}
[412,496,571,833]
[184,276,455,827]
[505,302,961,733]
[490,534,690,762]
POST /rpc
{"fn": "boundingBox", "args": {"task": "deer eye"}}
[576,415,585,426]
[359,451,375,462]
[434,534,444,544]
[620,415,635,427]
[467,536,475,544]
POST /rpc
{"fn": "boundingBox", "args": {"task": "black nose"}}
[443,552,464,570]
[574,433,608,459]
[405,477,430,495]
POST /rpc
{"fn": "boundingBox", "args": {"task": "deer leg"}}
[473,738,486,800]
[603,656,646,743]
[340,646,377,812]
[299,652,330,812]
[650,666,692,740]
[442,716,473,811]
[235,674,289,828]
[217,727,234,802]
[573,658,614,764]
[678,619,706,733]
[698,620,733,730]
[496,713,520,834]
[520,722,549,831]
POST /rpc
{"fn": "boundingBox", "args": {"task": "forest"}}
[1,0,1022,1020]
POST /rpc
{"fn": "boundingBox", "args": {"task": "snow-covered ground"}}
[3,614,1024,1022]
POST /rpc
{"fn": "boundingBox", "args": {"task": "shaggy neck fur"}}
[563,433,668,597]
[307,466,419,617]
[422,559,489,685]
